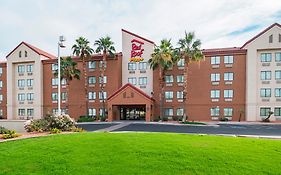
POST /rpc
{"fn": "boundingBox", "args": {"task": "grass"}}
[181,121,206,125]
[0,132,281,175]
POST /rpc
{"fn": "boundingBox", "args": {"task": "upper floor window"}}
[275,107,281,116]
[27,93,34,101]
[260,107,271,116]
[18,79,25,87]
[269,34,273,43]
[99,76,107,84]
[18,93,25,101]
[165,75,173,83]
[88,76,96,85]
[0,67,3,75]
[88,108,96,117]
[139,62,147,70]
[276,53,281,62]
[224,72,234,81]
[88,92,96,100]
[25,51,28,57]
[224,90,233,98]
[88,61,96,69]
[211,56,220,65]
[99,61,106,69]
[99,91,107,100]
[279,34,281,43]
[210,90,220,98]
[210,107,219,116]
[176,75,184,83]
[27,79,34,87]
[61,92,67,101]
[260,53,272,62]
[177,91,184,99]
[224,108,233,117]
[128,62,136,70]
[61,78,66,85]
[0,94,3,101]
[164,108,173,116]
[128,77,137,85]
[51,64,58,71]
[261,71,271,80]
[26,64,33,73]
[275,70,281,80]
[177,59,185,67]
[224,56,234,64]
[139,77,147,85]
[52,92,58,101]
[275,88,281,97]
[18,65,25,73]
[165,91,173,99]
[211,73,220,82]
[0,81,2,88]
[19,51,22,58]
[260,88,271,97]
[52,78,58,86]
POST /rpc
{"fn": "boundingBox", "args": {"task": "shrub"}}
[1,130,21,139]
[77,116,96,122]
[0,126,10,134]
[219,117,229,122]
[72,127,86,132]
[24,119,48,132]
[172,116,183,121]
[50,128,61,134]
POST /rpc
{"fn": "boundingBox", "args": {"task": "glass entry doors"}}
[120,106,146,120]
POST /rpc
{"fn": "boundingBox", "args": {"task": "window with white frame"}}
[99,108,107,116]
[88,92,96,100]
[27,93,34,101]
[274,108,281,116]
[275,88,281,97]
[177,59,185,67]
[0,81,2,88]
[224,55,233,64]
[27,79,33,87]
[128,62,136,70]
[276,53,281,62]
[139,77,147,85]
[0,67,3,75]
[0,109,3,117]
[52,108,58,114]
[261,71,271,80]
[99,91,107,100]
[165,91,173,99]
[176,108,184,116]
[88,76,96,85]
[139,62,147,70]
[18,93,25,101]
[26,64,33,73]
[61,92,67,101]
[165,75,173,83]
[211,73,220,82]
[27,109,34,116]
[99,76,107,84]
[52,78,58,86]
[211,56,220,65]
[61,78,66,85]
[18,79,25,87]
[176,75,184,83]
[224,72,234,81]
[52,92,58,101]
[224,90,233,98]
[51,64,58,71]
[224,108,233,117]
[210,90,220,98]
[0,94,3,101]
[260,53,272,62]
[128,77,137,85]
[260,88,271,97]
[164,108,173,116]
[18,109,25,116]
[88,61,96,69]
[210,107,220,116]
[260,107,271,116]
[177,91,184,99]
[18,65,25,73]
[99,61,106,69]
[275,70,281,80]
[88,108,96,117]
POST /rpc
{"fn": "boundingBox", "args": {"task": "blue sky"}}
[0,0,281,59]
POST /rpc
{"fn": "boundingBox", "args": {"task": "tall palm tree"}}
[149,39,177,120]
[177,32,204,122]
[72,37,94,116]
[54,57,81,109]
[94,36,115,121]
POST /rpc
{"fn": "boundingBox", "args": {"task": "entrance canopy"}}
[107,83,154,122]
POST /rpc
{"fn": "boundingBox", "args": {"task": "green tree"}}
[177,32,204,122]
[72,37,94,115]
[94,36,116,121]
[149,39,177,120]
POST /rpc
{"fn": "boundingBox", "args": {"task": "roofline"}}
[241,23,281,49]
[122,29,155,44]
[202,47,247,55]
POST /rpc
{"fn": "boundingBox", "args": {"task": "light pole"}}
[57,36,66,116]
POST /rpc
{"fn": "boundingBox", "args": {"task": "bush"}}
[219,117,229,122]
[50,128,61,134]
[77,116,96,122]
[24,119,48,132]
[72,127,86,132]
[1,130,21,139]
[172,116,183,121]
[0,126,10,134]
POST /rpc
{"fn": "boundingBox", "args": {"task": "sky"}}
[0,0,281,59]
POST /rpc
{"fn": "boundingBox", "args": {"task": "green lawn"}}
[0,133,281,175]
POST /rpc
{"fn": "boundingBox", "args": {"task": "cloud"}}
[0,0,281,60]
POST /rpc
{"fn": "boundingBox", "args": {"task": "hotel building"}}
[0,23,280,122]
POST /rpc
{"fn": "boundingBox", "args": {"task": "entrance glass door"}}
[120,106,146,120]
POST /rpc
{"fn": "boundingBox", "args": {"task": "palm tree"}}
[177,32,204,122]
[54,57,81,108]
[94,36,115,121]
[149,39,177,120]
[72,37,94,116]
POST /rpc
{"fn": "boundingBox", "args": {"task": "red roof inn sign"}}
[129,39,144,62]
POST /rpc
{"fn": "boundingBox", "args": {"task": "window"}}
[0,67,2,75]
[211,56,220,65]
[18,109,25,116]
[61,92,67,101]
[27,109,34,116]
[26,64,33,73]
[279,34,281,43]
[164,108,173,116]
[52,92,58,101]
[88,61,96,69]
[177,59,185,67]
[51,64,58,71]
[224,108,233,117]
[139,77,147,85]
[88,76,96,85]
[18,79,25,87]
[176,108,184,116]
[224,72,234,81]
[88,108,96,117]
[99,76,107,84]
[176,75,184,83]
[165,75,173,83]
[25,51,28,57]
[88,92,96,100]
[19,51,22,58]
[0,109,3,117]
[99,91,107,100]
[18,65,25,73]
[210,90,220,98]
[27,93,34,101]
[99,108,107,116]
[224,90,233,98]
[61,78,66,85]
[52,78,58,86]
[211,73,220,82]
[52,108,58,114]
[99,61,106,69]
[275,88,281,97]
[224,55,234,64]
[260,108,271,116]
[260,88,271,97]
[275,71,281,80]
[260,53,272,62]
[18,93,25,101]
[210,107,220,116]
[0,94,2,101]
[0,81,2,88]
[269,34,273,43]
[274,108,281,116]
[128,62,136,70]
[261,71,271,80]
[177,91,184,99]
[128,77,137,85]
[139,62,147,70]
[27,79,33,87]
[165,91,173,99]
[276,53,281,62]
